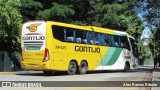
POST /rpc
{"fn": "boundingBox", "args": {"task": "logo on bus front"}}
[26,24,41,32]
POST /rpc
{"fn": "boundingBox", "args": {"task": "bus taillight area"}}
[42,48,50,62]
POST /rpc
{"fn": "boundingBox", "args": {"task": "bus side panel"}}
[50,53,64,71]
[68,44,102,70]
[46,22,65,71]
[96,47,125,70]
[52,43,103,71]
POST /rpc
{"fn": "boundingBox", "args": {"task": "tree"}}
[20,0,145,61]
[141,0,159,27]
[20,0,42,22]
[0,0,22,52]
[0,0,22,71]
[137,0,160,56]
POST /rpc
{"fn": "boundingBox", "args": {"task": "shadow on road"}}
[16,66,159,76]
[16,71,69,76]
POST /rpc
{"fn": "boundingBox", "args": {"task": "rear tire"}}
[78,61,88,74]
[67,61,77,75]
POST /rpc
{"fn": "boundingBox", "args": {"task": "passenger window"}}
[76,30,83,43]
[66,29,75,42]
[100,34,106,46]
[114,36,120,47]
[94,33,99,45]
[82,31,88,44]
[88,32,95,44]
[130,38,138,57]
[121,36,130,50]
[105,34,110,46]
[52,25,64,41]
[100,34,110,46]
[110,35,115,47]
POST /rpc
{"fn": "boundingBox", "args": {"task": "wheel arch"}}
[125,61,130,68]
[81,60,88,66]
[69,59,78,67]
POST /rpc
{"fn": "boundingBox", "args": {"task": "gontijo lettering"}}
[22,36,45,41]
[75,46,100,53]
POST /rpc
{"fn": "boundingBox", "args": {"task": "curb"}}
[151,71,160,90]
[0,72,16,75]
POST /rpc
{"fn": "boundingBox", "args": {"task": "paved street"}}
[0,66,160,90]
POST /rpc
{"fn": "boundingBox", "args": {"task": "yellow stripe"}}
[0,72,16,75]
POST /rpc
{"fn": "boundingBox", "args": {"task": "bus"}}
[21,21,138,75]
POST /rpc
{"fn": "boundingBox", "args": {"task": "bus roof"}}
[25,21,134,39]
[47,21,92,31]
[86,26,129,37]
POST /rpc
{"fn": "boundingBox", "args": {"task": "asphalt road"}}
[0,66,158,90]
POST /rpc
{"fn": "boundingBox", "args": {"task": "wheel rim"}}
[69,63,76,73]
[79,62,88,74]
[80,63,86,72]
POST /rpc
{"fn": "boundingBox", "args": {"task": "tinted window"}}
[76,30,83,43]
[65,28,75,42]
[121,36,130,50]
[130,38,138,57]
[99,34,110,46]
[52,25,130,48]
[52,25,64,41]
[114,36,120,47]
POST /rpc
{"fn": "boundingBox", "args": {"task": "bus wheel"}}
[78,61,88,74]
[67,61,77,75]
[123,62,130,72]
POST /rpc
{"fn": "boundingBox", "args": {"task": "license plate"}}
[30,64,35,67]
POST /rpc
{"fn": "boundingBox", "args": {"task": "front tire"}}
[78,61,88,74]
[67,61,77,75]
[123,62,130,72]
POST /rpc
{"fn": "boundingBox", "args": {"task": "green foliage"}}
[0,0,22,52]
[20,0,42,21]
[19,0,145,60]
[139,0,159,27]
[137,40,151,62]
[20,0,144,36]
[37,2,75,21]
[137,0,160,57]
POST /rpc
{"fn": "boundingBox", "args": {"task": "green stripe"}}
[105,48,123,65]
[97,47,123,66]
[98,47,116,66]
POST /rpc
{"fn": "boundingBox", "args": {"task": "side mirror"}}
[134,42,138,45]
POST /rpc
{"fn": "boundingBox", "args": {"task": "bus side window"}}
[82,31,88,44]
[99,34,106,46]
[105,34,110,46]
[121,36,130,50]
[52,25,64,41]
[76,30,84,43]
[130,38,138,57]
[110,35,115,47]
[88,32,95,44]
[120,36,124,48]
[114,36,120,47]
[65,28,75,42]
[94,33,99,45]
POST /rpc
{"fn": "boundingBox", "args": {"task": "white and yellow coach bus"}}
[21,21,138,75]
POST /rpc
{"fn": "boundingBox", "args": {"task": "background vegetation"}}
[0,0,159,70]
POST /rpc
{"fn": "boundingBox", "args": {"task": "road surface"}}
[0,66,159,90]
